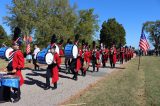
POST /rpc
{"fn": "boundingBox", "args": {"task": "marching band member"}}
[127,47,130,61]
[70,34,80,80]
[125,46,128,62]
[96,46,101,72]
[109,43,117,68]
[91,41,97,72]
[120,45,125,64]
[80,40,86,76]
[3,27,24,103]
[84,43,90,74]
[58,39,64,71]
[65,38,71,73]
[105,46,109,64]
[58,39,64,56]
[102,45,107,67]
[44,34,61,90]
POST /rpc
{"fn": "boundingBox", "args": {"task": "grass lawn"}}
[0,58,34,70]
[64,56,160,106]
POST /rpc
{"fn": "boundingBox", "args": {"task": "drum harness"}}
[7,50,16,72]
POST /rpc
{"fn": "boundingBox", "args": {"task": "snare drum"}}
[0,72,7,87]
[0,47,13,59]
[64,44,78,58]
[36,51,54,65]
[1,75,20,88]
[0,72,7,78]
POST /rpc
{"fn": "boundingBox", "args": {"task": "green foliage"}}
[4,0,35,36]
[0,25,7,38]
[0,25,12,47]
[75,9,99,44]
[100,18,126,48]
[4,0,99,48]
[143,20,160,49]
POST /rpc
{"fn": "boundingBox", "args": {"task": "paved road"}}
[1,62,121,106]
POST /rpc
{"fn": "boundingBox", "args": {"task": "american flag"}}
[139,30,150,52]
[26,40,30,54]
[24,36,32,54]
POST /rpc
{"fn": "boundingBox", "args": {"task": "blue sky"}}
[1,0,160,49]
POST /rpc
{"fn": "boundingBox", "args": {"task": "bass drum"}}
[64,44,78,58]
[36,50,54,65]
[0,47,13,60]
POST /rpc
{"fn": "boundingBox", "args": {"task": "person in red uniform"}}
[84,43,90,74]
[109,43,117,68]
[120,46,125,64]
[105,46,109,63]
[96,46,101,71]
[71,34,81,80]
[44,34,61,90]
[58,39,64,56]
[4,27,24,103]
[128,48,131,61]
[51,45,61,89]
[80,40,86,76]
[102,45,107,67]
[91,41,97,72]
[75,35,81,73]
[77,48,82,73]
[124,46,128,62]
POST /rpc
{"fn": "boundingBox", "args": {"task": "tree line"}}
[0,0,127,51]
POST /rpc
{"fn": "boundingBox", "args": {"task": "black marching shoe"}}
[74,77,78,81]
[84,71,86,76]
[44,86,50,90]
[97,69,99,72]
[72,76,78,81]
[52,83,57,90]
[13,97,21,103]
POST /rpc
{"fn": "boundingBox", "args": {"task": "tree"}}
[75,9,99,44]
[34,0,78,47]
[143,20,160,50]
[4,0,99,48]
[100,18,126,48]
[0,25,7,38]
[4,0,35,36]
[0,25,12,47]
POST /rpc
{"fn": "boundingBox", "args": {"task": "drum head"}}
[72,45,78,58]
[45,53,54,65]
[5,48,13,59]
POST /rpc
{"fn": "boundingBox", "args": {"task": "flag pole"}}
[138,49,141,70]
[138,26,144,70]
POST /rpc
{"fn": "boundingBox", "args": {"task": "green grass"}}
[0,59,7,69]
[0,58,32,70]
[65,56,160,106]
